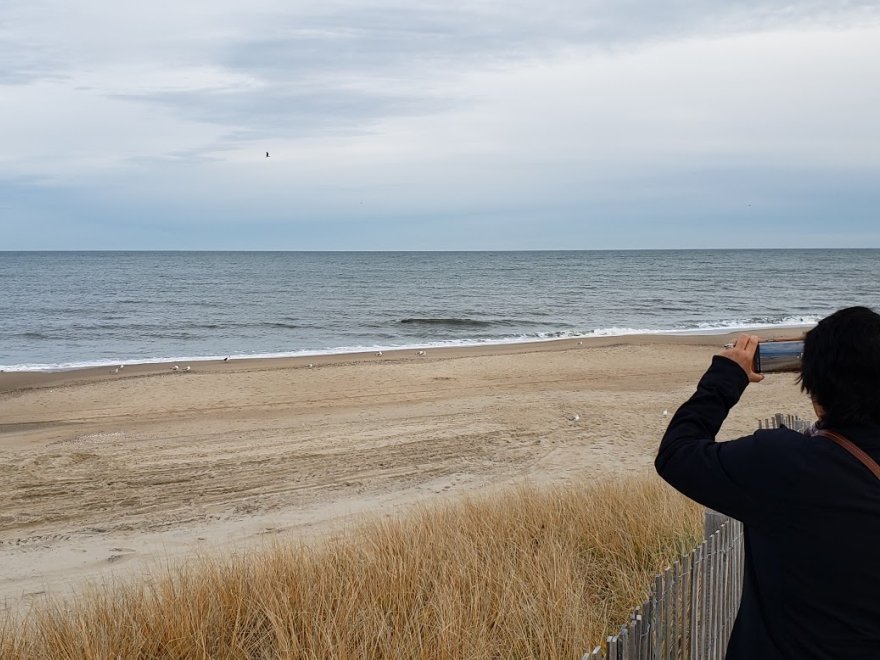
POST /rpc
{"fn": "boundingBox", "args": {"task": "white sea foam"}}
[0,317,819,373]
[687,315,822,332]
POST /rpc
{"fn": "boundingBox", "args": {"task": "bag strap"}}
[816,429,880,481]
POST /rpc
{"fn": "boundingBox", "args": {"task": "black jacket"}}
[656,356,880,659]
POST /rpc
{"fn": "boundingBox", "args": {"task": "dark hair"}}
[799,306,880,427]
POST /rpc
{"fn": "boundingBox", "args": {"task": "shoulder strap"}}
[816,429,880,481]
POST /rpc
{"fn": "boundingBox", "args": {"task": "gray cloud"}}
[166,2,880,139]
[71,0,872,148]
[6,1,877,121]
[112,84,455,140]
[220,1,880,74]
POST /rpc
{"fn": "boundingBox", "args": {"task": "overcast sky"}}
[2,1,879,250]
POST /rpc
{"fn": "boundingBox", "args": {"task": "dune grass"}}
[0,476,701,659]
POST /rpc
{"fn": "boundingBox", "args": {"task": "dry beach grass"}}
[0,477,701,659]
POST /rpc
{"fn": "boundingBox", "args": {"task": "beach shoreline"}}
[1,330,813,616]
[0,326,810,393]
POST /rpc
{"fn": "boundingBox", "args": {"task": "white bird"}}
[663,409,668,416]
[577,341,583,346]
[376,351,383,357]
[307,363,314,369]
[119,365,124,369]
[111,368,119,374]
[183,366,191,372]
[417,350,426,356]
[171,365,179,371]
[570,414,580,422]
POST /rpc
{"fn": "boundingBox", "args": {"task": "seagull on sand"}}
[570,414,580,422]
[417,350,426,356]
[171,365,179,371]
[376,351,383,357]
[184,366,191,372]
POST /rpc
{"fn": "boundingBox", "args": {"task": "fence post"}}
[704,510,725,539]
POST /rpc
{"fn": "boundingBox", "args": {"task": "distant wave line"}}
[398,317,558,328]
[4,313,822,347]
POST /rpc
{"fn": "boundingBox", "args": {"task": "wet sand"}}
[0,331,812,615]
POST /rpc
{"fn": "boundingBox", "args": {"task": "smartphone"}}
[754,340,804,373]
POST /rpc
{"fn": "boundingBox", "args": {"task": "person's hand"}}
[719,334,764,383]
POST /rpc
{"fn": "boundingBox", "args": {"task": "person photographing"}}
[656,306,880,659]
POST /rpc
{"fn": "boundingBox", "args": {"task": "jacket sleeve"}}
[655,355,775,526]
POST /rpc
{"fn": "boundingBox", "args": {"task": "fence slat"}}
[608,635,618,660]
[709,532,719,660]
[720,524,730,652]
[700,537,710,660]
[643,584,654,660]
[712,532,722,660]
[680,552,690,659]
[656,572,666,659]
[688,545,700,660]
[674,561,683,659]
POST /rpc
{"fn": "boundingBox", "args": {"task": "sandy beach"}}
[0,332,813,616]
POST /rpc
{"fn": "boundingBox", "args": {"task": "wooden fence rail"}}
[583,414,811,660]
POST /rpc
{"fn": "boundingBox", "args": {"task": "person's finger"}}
[744,334,760,356]
[731,336,761,382]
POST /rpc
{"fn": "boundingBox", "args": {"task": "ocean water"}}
[1,250,878,371]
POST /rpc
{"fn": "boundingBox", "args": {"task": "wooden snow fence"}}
[582,512,743,660]
[757,412,811,433]
[583,413,812,659]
